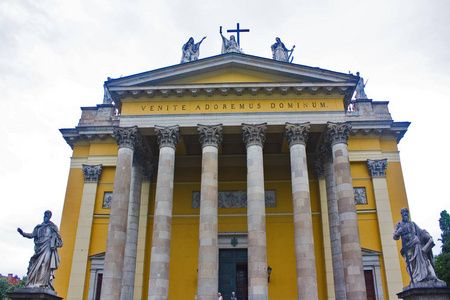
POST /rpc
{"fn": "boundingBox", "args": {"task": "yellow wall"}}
[57,132,408,299]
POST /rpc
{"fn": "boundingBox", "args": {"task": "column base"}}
[7,287,63,300]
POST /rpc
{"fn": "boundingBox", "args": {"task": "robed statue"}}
[355,71,368,99]
[18,210,63,290]
[271,37,294,62]
[180,36,206,63]
[393,208,446,287]
[220,26,242,54]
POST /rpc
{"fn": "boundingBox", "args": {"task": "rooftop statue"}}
[220,26,242,54]
[271,37,295,62]
[355,72,368,99]
[393,208,446,288]
[180,36,207,63]
[17,210,63,291]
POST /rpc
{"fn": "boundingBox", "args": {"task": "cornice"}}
[60,126,116,149]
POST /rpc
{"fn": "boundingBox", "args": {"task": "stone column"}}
[196,124,223,300]
[103,126,140,300]
[284,122,318,299]
[67,164,102,300]
[326,122,367,300]
[314,160,336,300]
[134,163,154,300]
[121,147,149,300]
[318,143,346,300]
[148,125,181,300]
[367,159,403,299]
[242,123,268,300]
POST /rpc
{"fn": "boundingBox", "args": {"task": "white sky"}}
[1,0,449,278]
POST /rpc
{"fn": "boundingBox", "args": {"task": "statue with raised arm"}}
[180,36,207,63]
[393,208,446,288]
[17,210,63,290]
[220,26,241,54]
[355,72,368,99]
[271,37,294,62]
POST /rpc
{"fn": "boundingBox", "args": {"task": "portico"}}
[58,53,410,300]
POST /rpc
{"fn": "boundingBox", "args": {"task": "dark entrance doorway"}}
[219,249,248,300]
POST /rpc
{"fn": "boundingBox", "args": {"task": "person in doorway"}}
[230,291,237,299]
[218,292,223,300]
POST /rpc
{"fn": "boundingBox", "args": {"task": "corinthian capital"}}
[242,123,267,148]
[367,159,388,177]
[197,124,223,148]
[326,122,351,146]
[154,125,181,149]
[284,122,310,146]
[114,126,140,150]
[82,164,103,182]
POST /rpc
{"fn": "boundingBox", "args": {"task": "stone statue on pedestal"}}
[393,208,446,289]
[220,26,242,54]
[180,36,207,63]
[355,72,368,99]
[17,210,63,291]
[271,37,294,62]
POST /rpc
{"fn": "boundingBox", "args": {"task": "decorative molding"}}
[235,87,243,96]
[154,125,181,149]
[326,122,351,146]
[197,124,223,148]
[242,123,267,148]
[192,190,276,208]
[354,187,368,205]
[284,122,310,147]
[103,192,112,208]
[114,126,140,150]
[367,159,388,177]
[280,87,288,95]
[176,89,184,97]
[82,164,103,182]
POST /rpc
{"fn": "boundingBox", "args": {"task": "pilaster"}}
[67,164,102,300]
[367,158,403,299]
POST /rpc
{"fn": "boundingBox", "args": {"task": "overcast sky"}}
[1,0,449,278]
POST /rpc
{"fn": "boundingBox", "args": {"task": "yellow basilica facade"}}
[56,52,411,300]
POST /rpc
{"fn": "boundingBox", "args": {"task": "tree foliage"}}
[0,277,12,300]
[435,210,450,286]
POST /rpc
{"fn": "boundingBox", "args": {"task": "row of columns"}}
[93,121,396,300]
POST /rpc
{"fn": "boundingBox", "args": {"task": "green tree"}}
[435,210,450,286]
[0,277,12,300]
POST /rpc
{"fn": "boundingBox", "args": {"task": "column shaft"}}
[324,161,346,300]
[148,125,180,300]
[243,123,268,300]
[285,122,318,299]
[121,161,144,300]
[197,124,222,300]
[327,122,366,299]
[102,126,139,300]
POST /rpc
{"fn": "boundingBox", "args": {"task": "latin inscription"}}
[124,98,339,115]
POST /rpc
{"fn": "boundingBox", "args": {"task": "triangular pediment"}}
[105,53,359,107]
[106,52,358,88]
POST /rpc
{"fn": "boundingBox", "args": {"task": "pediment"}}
[105,53,359,107]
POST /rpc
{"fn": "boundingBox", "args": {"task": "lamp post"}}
[267,266,272,283]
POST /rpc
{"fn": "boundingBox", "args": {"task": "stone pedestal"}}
[397,287,450,300]
[7,288,63,300]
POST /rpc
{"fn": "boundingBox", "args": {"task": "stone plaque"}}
[192,190,276,208]
[103,192,113,208]
[354,187,367,205]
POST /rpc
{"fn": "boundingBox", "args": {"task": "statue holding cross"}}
[220,23,249,54]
